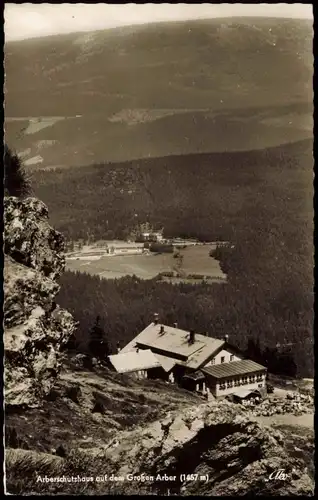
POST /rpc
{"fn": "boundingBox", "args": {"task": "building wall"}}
[204,348,243,367]
[206,371,266,397]
[113,248,144,255]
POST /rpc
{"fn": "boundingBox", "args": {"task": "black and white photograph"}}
[3,2,314,495]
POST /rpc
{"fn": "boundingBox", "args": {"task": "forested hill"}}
[53,138,313,378]
[32,138,313,243]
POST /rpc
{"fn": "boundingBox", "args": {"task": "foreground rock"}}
[5,363,314,495]
[102,400,313,496]
[4,196,77,408]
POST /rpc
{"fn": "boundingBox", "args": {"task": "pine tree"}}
[4,145,32,198]
[245,338,262,364]
[89,315,111,360]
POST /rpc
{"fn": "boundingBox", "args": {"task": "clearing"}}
[65,243,227,282]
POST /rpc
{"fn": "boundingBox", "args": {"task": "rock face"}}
[4,196,77,408]
[103,401,314,496]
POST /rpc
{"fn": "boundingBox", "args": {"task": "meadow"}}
[66,244,226,282]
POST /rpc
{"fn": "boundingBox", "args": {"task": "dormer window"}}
[230,355,234,362]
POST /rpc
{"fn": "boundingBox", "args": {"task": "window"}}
[227,380,233,388]
[249,375,255,383]
[211,358,215,365]
[230,355,234,362]
[219,382,226,390]
[258,383,263,388]
[221,356,225,364]
[242,376,248,385]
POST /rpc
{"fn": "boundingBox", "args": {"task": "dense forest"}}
[58,234,313,377]
[54,139,314,376]
[32,139,313,243]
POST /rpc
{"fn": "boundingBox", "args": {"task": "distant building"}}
[170,238,198,247]
[152,230,164,242]
[135,223,164,243]
[109,316,267,398]
[106,241,145,255]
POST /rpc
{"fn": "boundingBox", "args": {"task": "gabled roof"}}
[151,353,177,372]
[108,349,161,374]
[121,323,225,370]
[202,359,267,380]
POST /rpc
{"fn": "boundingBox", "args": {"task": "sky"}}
[5,3,313,42]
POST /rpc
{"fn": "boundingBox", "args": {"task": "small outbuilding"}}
[231,388,262,403]
[108,349,163,379]
[181,371,206,392]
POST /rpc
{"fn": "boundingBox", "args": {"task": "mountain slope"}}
[31,139,313,243]
[5,17,313,167]
[6,361,314,495]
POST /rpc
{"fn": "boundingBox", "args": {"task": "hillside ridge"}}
[5,17,312,167]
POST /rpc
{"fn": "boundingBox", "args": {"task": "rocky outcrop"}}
[4,196,77,408]
[5,360,314,495]
[4,197,65,280]
[102,401,314,496]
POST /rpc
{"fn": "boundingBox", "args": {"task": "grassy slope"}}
[5,358,202,494]
[5,17,313,166]
[5,358,201,454]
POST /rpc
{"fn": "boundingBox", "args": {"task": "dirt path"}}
[252,412,314,429]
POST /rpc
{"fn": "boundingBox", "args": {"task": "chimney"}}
[136,347,139,353]
[224,334,229,343]
[116,341,121,354]
[153,313,159,325]
[173,322,178,328]
[189,330,195,344]
[159,325,165,335]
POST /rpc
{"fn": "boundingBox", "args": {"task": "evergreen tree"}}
[4,145,32,197]
[89,315,111,360]
[245,338,262,364]
[277,352,298,378]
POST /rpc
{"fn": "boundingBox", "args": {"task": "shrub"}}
[150,243,174,253]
